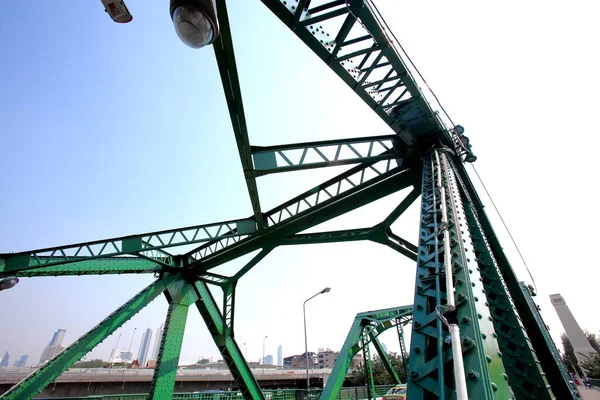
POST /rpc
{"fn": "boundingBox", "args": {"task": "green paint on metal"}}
[371,335,401,384]
[1,274,179,400]
[463,201,553,399]
[321,305,413,400]
[250,135,402,176]
[408,152,511,399]
[452,160,577,400]
[194,281,264,400]
[519,281,575,398]
[11,257,161,277]
[259,0,453,148]
[122,236,143,253]
[213,0,264,229]
[149,279,198,399]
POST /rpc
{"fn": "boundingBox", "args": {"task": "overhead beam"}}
[213,0,264,229]
[186,153,407,262]
[3,257,162,278]
[251,135,402,176]
[0,218,255,273]
[189,166,420,272]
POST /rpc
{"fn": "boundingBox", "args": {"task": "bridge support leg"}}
[149,278,197,399]
[452,161,576,399]
[0,274,179,400]
[407,152,512,399]
[193,281,265,400]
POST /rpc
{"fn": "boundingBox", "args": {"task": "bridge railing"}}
[35,385,396,400]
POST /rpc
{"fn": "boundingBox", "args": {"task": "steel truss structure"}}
[0,1,575,399]
[321,305,412,399]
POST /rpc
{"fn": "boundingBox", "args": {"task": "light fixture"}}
[100,0,133,23]
[0,276,19,291]
[170,0,220,48]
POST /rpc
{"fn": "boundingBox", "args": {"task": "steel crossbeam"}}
[3,257,161,277]
[0,218,255,275]
[251,134,402,176]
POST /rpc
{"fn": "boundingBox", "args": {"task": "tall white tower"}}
[550,293,596,365]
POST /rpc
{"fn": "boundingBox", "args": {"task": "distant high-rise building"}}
[49,329,66,347]
[137,328,153,368]
[381,342,388,353]
[264,355,273,365]
[277,345,283,366]
[14,355,29,368]
[550,293,597,367]
[151,324,164,360]
[40,329,67,364]
[0,352,9,367]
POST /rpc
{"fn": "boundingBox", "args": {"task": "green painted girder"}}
[0,217,257,274]
[189,166,420,273]
[251,134,402,176]
[451,160,576,400]
[321,305,413,400]
[284,227,374,245]
[0,273,180,400]
[408,152,511,399]
[149,280,198,399]
[371,334,402,384]
[463,200,553,399]
[193,281,264,400]
[519,281,575,397]
[2,256,162,278]
[186,152,413,266]
[214,0,264,229]
[259,0,452,148]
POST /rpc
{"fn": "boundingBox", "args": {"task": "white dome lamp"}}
[170,0,220,49]
[0,276,19,292]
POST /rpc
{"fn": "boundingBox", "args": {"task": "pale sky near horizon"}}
[1,0,599,371]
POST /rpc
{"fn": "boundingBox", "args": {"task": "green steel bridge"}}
[0,1,577,399]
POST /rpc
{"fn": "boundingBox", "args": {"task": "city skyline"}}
[1,1,599,370]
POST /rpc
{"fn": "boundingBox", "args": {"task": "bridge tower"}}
[0,1,577,399]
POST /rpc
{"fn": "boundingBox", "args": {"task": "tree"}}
[346,352,407,387]
[584,330,600,355]
[580,353,600,379]
[562,334,584,377]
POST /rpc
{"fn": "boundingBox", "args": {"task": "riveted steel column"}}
[407,152,512,399]
[462,199,553,399]
[149,278,198,399]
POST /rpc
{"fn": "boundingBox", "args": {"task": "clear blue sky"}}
[1,0,599,368]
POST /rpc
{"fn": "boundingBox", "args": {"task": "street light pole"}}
[262,335,268,374]
[303,287,331,396]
